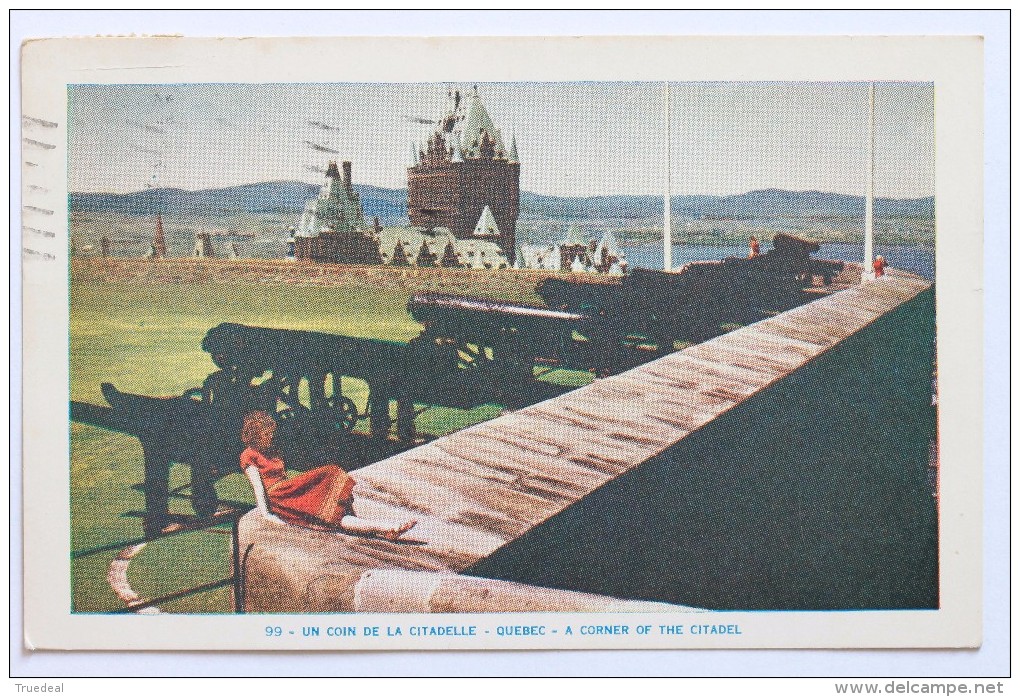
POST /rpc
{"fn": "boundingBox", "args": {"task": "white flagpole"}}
[664,81,672,272]
[863,82,875,281]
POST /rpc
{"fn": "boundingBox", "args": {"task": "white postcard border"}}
[21,34,984,653]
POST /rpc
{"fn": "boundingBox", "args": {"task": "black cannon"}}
[412,233,845,375]
[70,320,566,532]
[538,232,843,346]
[71,232,841,531]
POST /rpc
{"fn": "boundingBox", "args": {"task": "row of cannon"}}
[71,233,842,533]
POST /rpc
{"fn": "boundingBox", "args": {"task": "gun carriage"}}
[413,233,844,377]
[71,233,841,533]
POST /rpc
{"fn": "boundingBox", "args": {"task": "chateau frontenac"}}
[288,86,519,268]
[407,87,520,261]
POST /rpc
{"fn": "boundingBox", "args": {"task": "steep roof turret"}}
[152,213,167,258]
[431,86,508,160]
[593,230,621,260]
[461,90,506,158]
[451,135,465,163]
[472,205,501,237]
[564,223,586,247]
[296,159,367,236]
[507,133,519,164]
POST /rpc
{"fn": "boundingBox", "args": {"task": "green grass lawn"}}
[70,281,424,613]
[70,279,592,613]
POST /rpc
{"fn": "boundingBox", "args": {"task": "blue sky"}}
[68,81,934,199]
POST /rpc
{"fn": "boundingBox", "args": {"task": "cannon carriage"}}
[537,232,843,345]
[405,233,846,387]
[71,320,540,533]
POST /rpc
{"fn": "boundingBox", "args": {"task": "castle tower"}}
[194,230,214,258]
[292,160,380,264]
[559,223,589,270]
[407,87,520,262]
[285,226,297,262]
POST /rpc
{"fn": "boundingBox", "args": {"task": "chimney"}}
[342,161,353,194]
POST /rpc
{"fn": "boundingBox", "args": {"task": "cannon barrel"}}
[408,293,601,373]
[408,293,591,358]
[408,293,588,325]
[538,233,844,330]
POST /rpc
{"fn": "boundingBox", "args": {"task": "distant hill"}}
[520,189,934,220]
[71,181,316,217]
[69,181,409,224]
[679,189,935,219]
[70,182,934,224]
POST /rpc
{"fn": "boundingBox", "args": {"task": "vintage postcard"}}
[21,36,983,650]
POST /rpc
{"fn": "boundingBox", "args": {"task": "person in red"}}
[748,235,761,259]
[873,254,887,278]
[240,410,416,539]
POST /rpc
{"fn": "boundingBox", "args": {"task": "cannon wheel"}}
[455,341,494,371]
[275,404,307,422]
[318,395,360,433]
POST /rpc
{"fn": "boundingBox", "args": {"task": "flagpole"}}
[863,82,875,281]
[664,81,672,272]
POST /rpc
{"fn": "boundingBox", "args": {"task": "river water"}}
[624,242,935,281]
